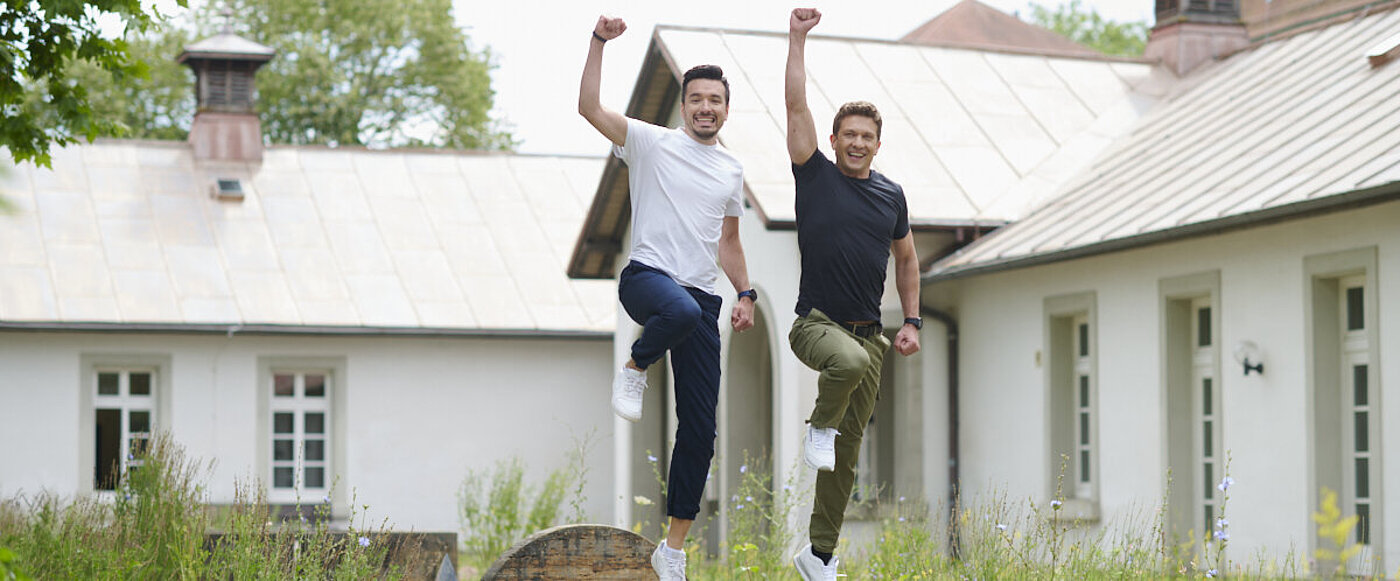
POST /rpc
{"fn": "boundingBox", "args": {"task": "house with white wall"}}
[571,0,1400,570]
[0,32,618,535]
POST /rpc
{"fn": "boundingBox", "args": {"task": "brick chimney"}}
[177,33,274,162]
[1145,0,1249,76]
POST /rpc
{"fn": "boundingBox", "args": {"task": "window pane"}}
[305,439,324,461]
[1357,503,1371,545]
[274,440,294,461]
[129,410,151,433]
[95,408,122,490]
[98,373,119,395]
[1346,286,1364,331]
[305,467,325,488]
[274,374,294,397]
[1079,376,1089,407]
[273,412,294,434]
[1203,420,1214,457]
[1202,379,1213,416]
[129,437,149,458]
[129,373,151,396]
[274,467,294,488]
[1079,450,1090,482]
[305,374,326,397]
[1356,458,1370,499]
[1354,365,1369,406]
[1355,411,1369,453]
[1197,307,1212,347]
[305,413,325,434]
[1205,505,1214,535]
[1079,412,1089,445]
[1078,323,1089,357]
[1204,463,1214,500]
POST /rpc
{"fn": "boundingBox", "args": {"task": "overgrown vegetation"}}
[0,434,430,579]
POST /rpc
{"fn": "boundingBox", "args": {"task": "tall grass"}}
[0,434,424,579]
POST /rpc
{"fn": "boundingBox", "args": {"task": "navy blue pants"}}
[618,261,721,521]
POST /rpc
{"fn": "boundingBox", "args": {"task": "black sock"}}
[812,548,833,565]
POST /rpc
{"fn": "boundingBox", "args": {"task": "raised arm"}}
[891,233,922,356]
[786,8,821,165]
[579,16,629,146]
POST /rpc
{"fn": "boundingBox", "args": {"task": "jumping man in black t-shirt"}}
[784,8,923,581]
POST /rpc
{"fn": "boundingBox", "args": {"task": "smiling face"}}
[830,114,881,178]
[680,78,728,143]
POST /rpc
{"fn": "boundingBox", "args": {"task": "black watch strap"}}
[737,289,758,303]
[904,317,923,330]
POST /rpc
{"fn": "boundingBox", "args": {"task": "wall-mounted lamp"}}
[1233,340,1264,376]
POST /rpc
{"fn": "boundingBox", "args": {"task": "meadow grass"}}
[0,434,430,580]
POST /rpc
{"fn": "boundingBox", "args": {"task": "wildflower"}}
[634,495,653,506]
[1217,476,1234,492]
[898,517,906,522]
[358,536,370,547]
[322,496,331,504]
[1216,517,1229,528]
[783,485,793,491]
[745,496,753,502]
[1213,530,1230,541]
[899,496,906,503]
[740,464,747,474]
[1050,500,1063,510]
[736,505,744,510]
[647,454,658,463]
[1206,569,1217,578]
[732,495,740,502]
[995,523,1007,531]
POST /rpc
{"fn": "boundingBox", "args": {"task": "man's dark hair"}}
[682,64,730,105]
[833,101,882,138]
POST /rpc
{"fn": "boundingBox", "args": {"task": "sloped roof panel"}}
[0,143,612,333]
[651,27,1160,226]
[931,6,1400,278]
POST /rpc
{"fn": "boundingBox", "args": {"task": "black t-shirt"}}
[793,149,910,323]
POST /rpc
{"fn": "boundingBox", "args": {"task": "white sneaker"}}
[651,541,687,580]
[804,426,838,471]
[793,543,838,581]
[612,366,647,422]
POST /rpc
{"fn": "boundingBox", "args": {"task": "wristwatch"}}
[904,317,923,330]
[737,289,758,303]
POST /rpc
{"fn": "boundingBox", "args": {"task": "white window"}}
[269,370,332,500]
[93,368,156,491]
[1046,291,1097,513]
[1192,298,1221,535]
[1340,275,1374,549]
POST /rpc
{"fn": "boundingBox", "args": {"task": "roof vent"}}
[212,178,245,201]
[1367,32,1400,68]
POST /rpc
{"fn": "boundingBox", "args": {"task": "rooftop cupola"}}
[1146,0,1249,76]
[177,30,274,161]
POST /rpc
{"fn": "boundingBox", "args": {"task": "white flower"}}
[1050,500,1063,509]
[1217,476,1235,492]
[745,496,753,502]
[899,496,906,502]
[634,495,653,506]
[995,523,1007,531]
[732,495,740,502]
[647,454,658,463]
[740,464,747,473]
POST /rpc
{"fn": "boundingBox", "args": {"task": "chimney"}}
[1144,0,1249,76]
[177,32,274,162]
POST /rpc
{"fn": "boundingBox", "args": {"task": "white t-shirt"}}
[615,117,744,295]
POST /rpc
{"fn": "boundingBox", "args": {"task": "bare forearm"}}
[895,253,920,318]
[785,33,809,111]
[719,239,751,293]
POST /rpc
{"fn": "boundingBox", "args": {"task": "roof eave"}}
[924,181,1400,283]
[0,321,612,340]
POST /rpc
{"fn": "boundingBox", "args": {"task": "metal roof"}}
[569,24,1171,279]
[0,142,615,333]
[929,5,1400,280]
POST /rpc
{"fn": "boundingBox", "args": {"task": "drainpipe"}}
[921,306,960,559]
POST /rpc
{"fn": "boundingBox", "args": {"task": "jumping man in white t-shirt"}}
[579,14,757,581]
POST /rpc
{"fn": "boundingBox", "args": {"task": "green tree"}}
[0,0,186,167]
[1029,0,1148,57]
[53,29,197,142]
[203,0,512,149]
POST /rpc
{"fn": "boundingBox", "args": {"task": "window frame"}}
[1044,291,1099,519]
[257,356,348,508]
[79,354,172,495]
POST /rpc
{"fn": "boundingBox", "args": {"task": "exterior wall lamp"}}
[1233,340,1264,376]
